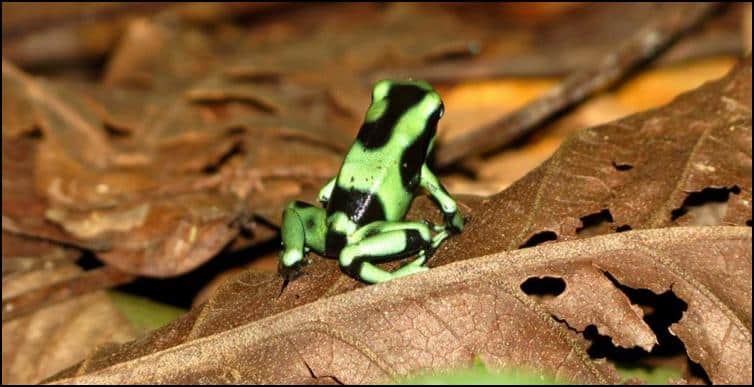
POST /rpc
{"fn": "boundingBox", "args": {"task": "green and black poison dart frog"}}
[279,79,464,284]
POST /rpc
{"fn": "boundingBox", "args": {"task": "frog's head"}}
[358,79,444,153]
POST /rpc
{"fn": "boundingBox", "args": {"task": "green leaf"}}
[108,291,186,334]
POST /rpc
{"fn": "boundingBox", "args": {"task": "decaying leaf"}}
[435,2,720,166]
[42,57,753,385]
[249,56,752,305]
[433,56,752,267]
[2,260,135,384]
[2,4,751,385]
[1,232,80,277]
[45,227,751,384]
[1,4,529,277]
[2,42,343,276]
[403,3,745,82]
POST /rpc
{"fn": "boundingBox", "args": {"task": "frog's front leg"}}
[317,177,336,207]
[419,164,464,240]
[339,221,433,283]
[279,201,327,276]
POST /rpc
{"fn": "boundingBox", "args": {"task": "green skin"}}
[279,80,464,284]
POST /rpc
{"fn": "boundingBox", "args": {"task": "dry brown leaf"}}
[2,33,344,276]
[2,260,135,384]
[247,56,752,304]
[434,56,751,267]
[45,227,751,384]
[42,59,753,385]
[442,57,738,196]
[3,5,752,384]
[404,3,745,82]
[1,4,523,277]
[1,232,79,276]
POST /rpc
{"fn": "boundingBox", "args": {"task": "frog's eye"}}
[438,102,445,118]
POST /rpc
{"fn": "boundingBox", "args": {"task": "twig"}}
[435,3,721,167]
[2,265,136,322]
[404,31,741,82]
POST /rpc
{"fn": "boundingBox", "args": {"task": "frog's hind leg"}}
[339,221,433,283]
[280,201,326,270]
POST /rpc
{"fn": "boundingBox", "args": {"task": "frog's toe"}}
[391,264,429,280]
[279,264,304,282]
[281,249,304,268]
[279,259,305,281]
[431,230,450,248]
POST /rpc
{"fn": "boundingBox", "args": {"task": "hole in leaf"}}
[611,161,633,171]
[746,219,752,227]
[686,361,712,385]
[579,272,711,384]
[520,276,566,300]
[576,209,614,236]
[615,224,632,232]
[75,250,104,270]
[670,186,741,225]
[519,231,557,248]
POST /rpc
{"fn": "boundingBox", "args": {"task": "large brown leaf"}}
[45,227,751,384]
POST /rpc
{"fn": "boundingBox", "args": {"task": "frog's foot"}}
[279,200,327,281]
[429,221,446,233]
[279,249,306,280]
[390,251,429,280]
[444,211,465,234]
[357,254,429,283]
[281,249,305,268]
[359,261,429,283]
[431,229,450,249]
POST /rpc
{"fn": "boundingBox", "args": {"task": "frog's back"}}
[326,80,442,227]
[326,145,413,226]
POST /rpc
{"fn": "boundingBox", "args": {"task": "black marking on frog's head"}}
[292,200,314,209]
[357,82,430,149]
[399,106,442,190]
[328,185,387,226]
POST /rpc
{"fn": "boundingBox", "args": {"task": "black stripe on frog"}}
[356,84,428,149]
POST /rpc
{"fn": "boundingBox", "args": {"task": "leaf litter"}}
[1,3,751,385]
[44,52,752,386]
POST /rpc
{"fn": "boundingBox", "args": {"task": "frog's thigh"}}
[339,222,432,283]
[280,201,326,267]
[348,220,432,244]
